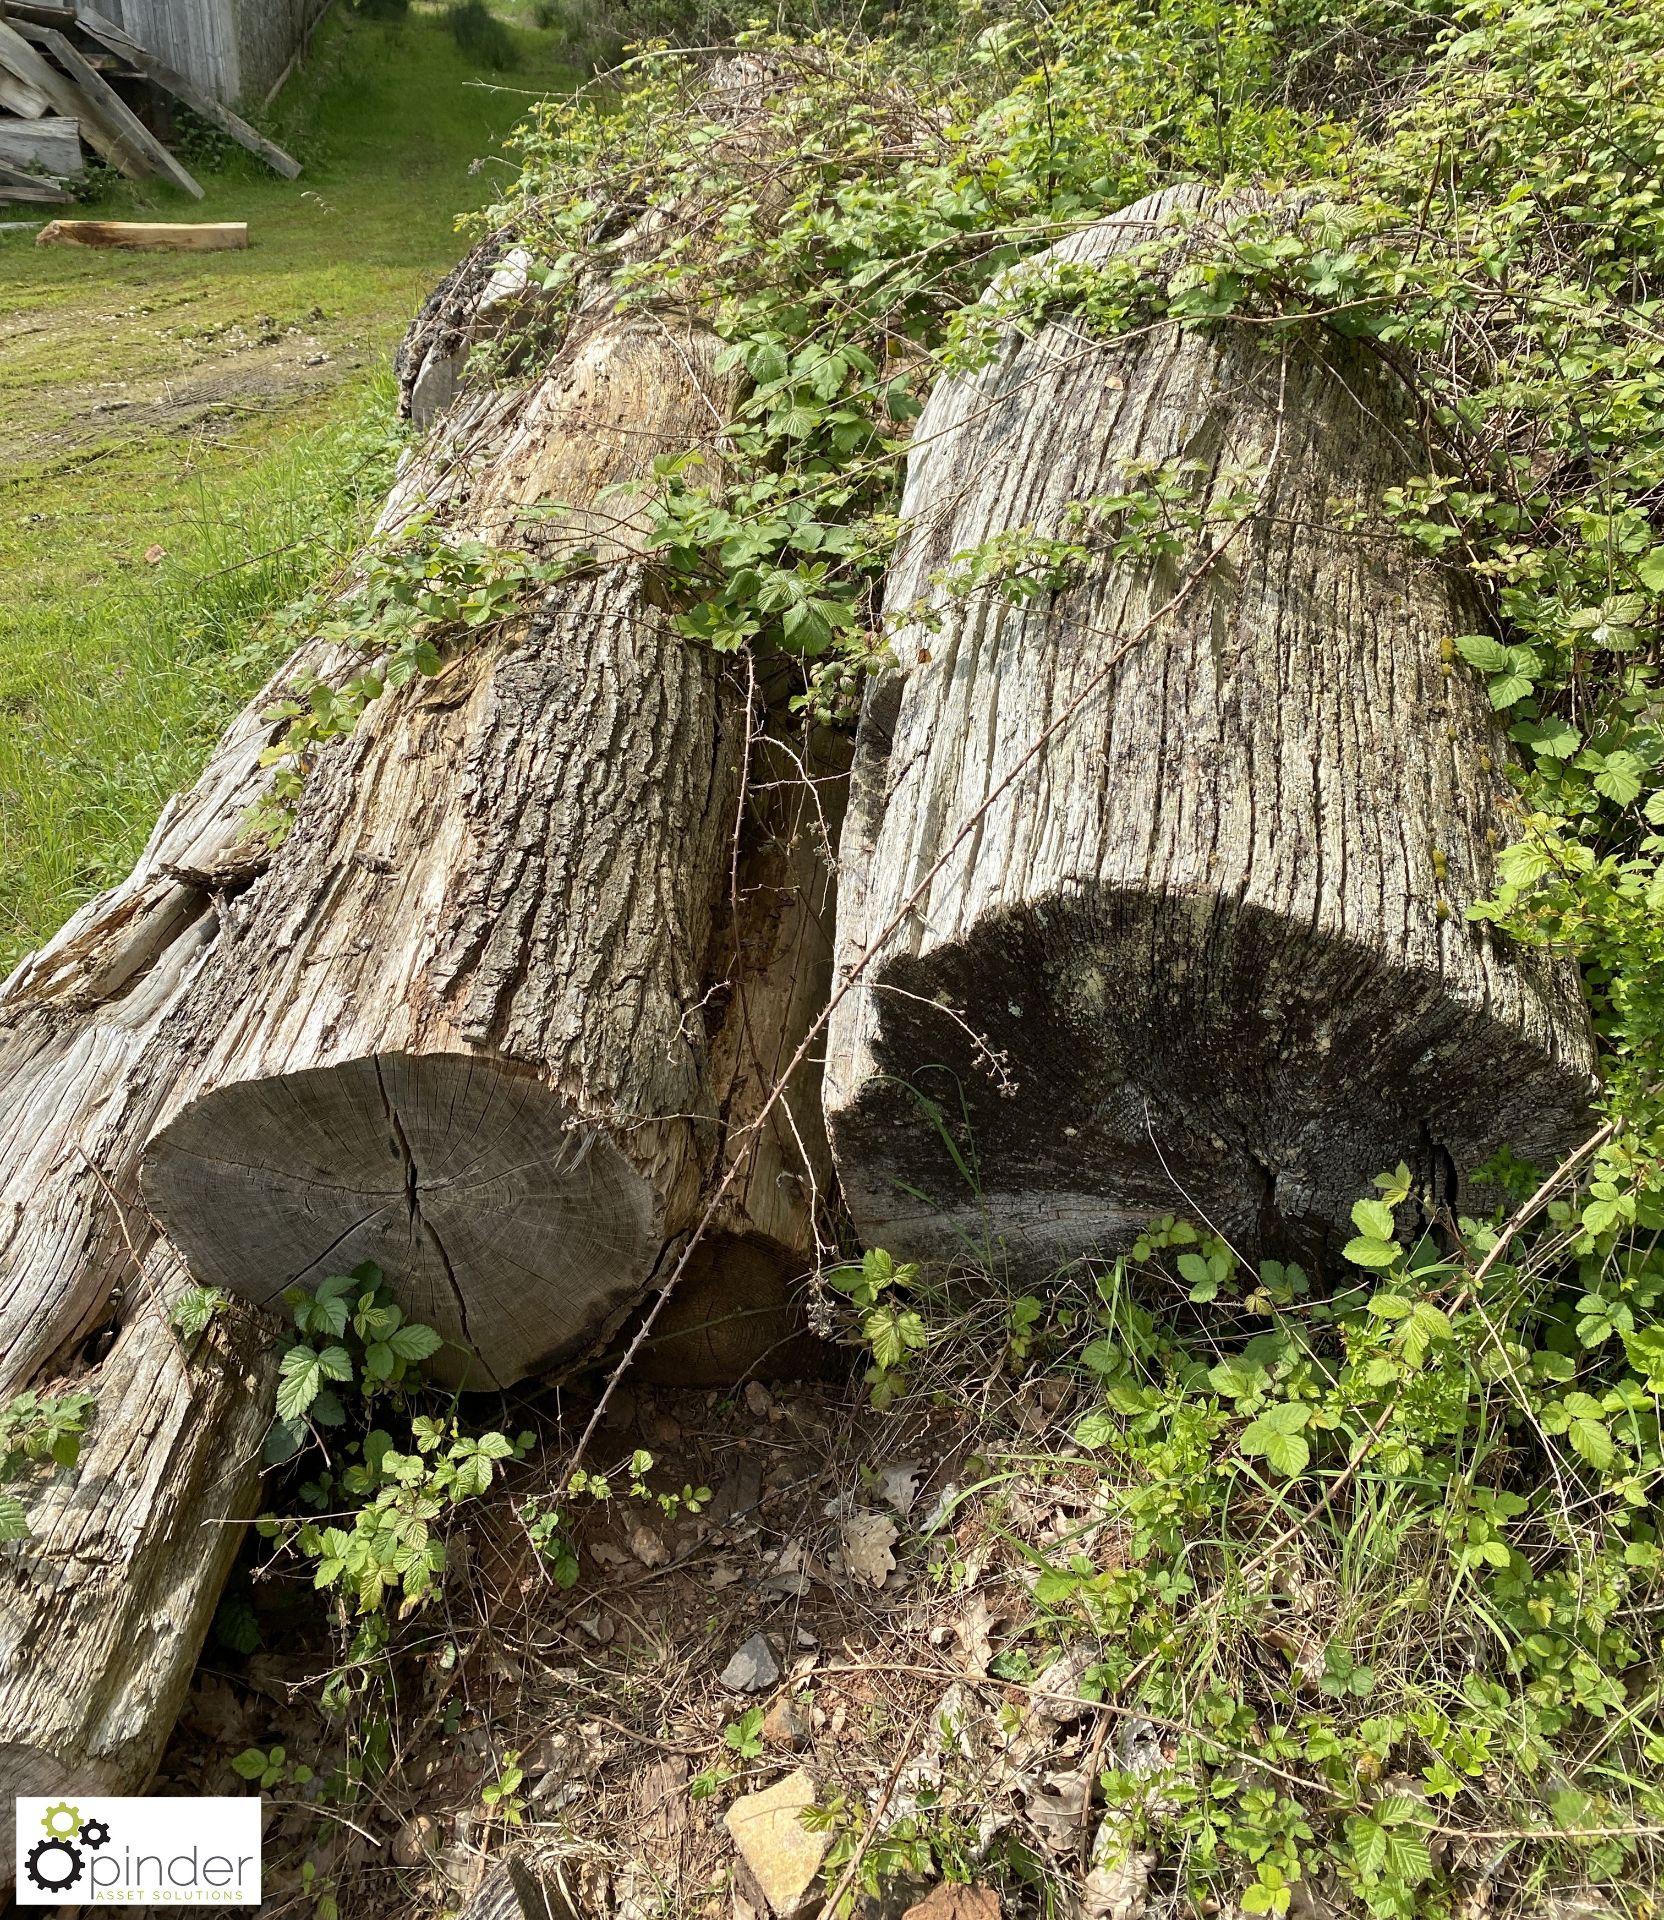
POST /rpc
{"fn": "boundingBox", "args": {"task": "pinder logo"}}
[14,1798,261,1906]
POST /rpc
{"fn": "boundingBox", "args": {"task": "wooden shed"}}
[81,0,325,104]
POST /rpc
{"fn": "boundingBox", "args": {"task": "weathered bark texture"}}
[825,185,1598,1272]
[134,311,832,1391]
[633,732,846,1383]
[0,1252,274,1877]
[0,821,278,1889]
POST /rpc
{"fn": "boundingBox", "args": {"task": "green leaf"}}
[1568,1416,1616,1471]
[1240,1402,1309,1477]
[230,1747,269,1781]
[263,1418,306,1466]
[1592,749,1644,807]
[1351,1198,1397,1240]
[276,1346,323,1424]
[1623,1325,1664,1391]
[0,1491,28,1541]
[1342,1236,1401,1269]
[1074,1411,1116,1450]
[389,1322,443,1363]
[1453,633,1510,673]
[1487,670,1534,708]
[1512,713,1582,759]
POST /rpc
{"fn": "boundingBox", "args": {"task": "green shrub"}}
[441,0,518,69]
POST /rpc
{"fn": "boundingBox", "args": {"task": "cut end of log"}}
[828,889,1597,1274]
[140,1051,660,1389]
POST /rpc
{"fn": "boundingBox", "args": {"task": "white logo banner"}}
[15,1797,261,1906]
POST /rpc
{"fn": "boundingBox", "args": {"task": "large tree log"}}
[132,308,838,1391]
[131,59,840,1390]
[0,67,834,1861]
[825,185,1598,1272]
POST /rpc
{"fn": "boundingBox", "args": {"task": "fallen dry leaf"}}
[841,1511,899,1586]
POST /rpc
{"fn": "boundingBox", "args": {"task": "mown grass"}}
[0,3,582,970]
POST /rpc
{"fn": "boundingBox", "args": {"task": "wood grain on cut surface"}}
[825,185,1598,1274]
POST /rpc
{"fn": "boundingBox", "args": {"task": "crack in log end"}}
[139,1051,660,1390]
[828,889,1597,1278]
[373,1054,475,1365]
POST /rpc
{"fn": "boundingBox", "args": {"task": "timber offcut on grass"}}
[34,215,248,247]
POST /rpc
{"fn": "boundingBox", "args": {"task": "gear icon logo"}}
[41,1802,81,1839]
[79,1816,112,1849]
[24,1835,85,1893]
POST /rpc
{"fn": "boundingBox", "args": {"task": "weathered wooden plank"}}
[0,3,80,25]
[75,6,300,178]
[0,16,71,97]
[13,22,203,196]
[36,217,247,248]
[0,174,69,203]
[0,65,50,114]
[0,112,82,176]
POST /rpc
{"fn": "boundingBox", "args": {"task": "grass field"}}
[0,3,582,970]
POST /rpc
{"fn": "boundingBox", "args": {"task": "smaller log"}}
[826,187,1598,1272]
[0,112,82,175]
[74,7,302,180]
[36,218,247,249]
[0,1252,276,1899]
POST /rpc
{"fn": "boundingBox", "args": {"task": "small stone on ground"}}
[902,1886,1002,1920]
[721,1632,781,1693]
[724,1767,829,1916]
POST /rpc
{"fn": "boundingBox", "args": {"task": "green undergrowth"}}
[836,1158,1664,1916]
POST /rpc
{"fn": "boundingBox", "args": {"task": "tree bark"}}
[134,309,835,1391]
[0,1251,274,1869]
[0,818,278,1885]
[825,185,1598,1273]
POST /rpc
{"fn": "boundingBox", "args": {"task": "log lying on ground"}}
[35,217,248,249]
[0,787,280,1887]
[825,185,1598,1273]
[0,60,833,1845]
[0,1252,274,1862]
[138,320,744,1392]
[138,308,835,1390]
